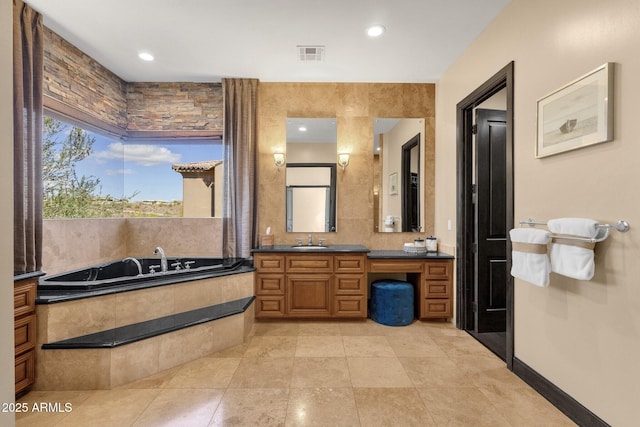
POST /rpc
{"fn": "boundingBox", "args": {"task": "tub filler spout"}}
[122,257,143,276]
[153,247,168,272]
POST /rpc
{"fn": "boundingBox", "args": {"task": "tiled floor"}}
[17,320,576,426]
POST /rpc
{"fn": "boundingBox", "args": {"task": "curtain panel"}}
[13,0,43,274]
[222,78,259,258]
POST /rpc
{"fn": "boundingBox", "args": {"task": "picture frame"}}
[536,62,614,158]
[389,172,398,195]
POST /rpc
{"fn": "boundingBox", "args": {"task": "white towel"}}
[547,218,598,280]
[509,228,551,287]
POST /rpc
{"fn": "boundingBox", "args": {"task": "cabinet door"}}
[287,274,332,316]
[255,274,285,295]
[255,296,286,317]
[254,254,285,273]
[334,296,366,317]
[334,274,365,295]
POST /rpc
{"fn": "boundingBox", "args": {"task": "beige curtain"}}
[13,0,43,274]
[222,78,259,258]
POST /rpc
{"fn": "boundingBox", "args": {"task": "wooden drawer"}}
[286,255,333,273]
[368,260,424,273]
[424,280,451,298]
[334,274,365,295]
[255,274,285,295]
[421,298,452,318]
[424,261,452,280]
[254,254,285,273]
[334,254,366,273]
[255,296,286,317]
[14,281,36,318]
[14,315,36,356]
[334,296,366,317]
[15,349,35,396]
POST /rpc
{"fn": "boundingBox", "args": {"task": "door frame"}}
[455,62,515,369]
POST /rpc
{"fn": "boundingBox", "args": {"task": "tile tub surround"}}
[17,320,575,426]
[34,271,255,390]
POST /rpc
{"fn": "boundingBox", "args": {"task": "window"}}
[43,115,223,218]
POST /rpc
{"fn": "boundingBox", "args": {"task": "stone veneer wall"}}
[257,83,437,251]
[43,27,128,130]
[126,83,223,132]
[43,27,223,135]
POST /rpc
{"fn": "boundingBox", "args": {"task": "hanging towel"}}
[547,218,598,280]
[509,228,551,287]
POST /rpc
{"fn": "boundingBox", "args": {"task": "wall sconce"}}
[338,153,350,170]
[273,153,286,171]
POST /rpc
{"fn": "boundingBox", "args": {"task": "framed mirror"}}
[373,118,427,232]
[286,118,337,232]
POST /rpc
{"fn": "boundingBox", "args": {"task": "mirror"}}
[373,118,427,232]
[285,118,337,232]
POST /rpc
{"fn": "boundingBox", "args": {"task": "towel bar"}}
[519,218,630,243]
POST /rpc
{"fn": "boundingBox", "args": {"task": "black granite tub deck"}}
[42,296,254,350]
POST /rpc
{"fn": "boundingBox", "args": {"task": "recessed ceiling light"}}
[367,25,386,37]
[298,126,307,132]
[138,52,154,61]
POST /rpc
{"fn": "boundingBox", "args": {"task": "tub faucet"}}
[122,257,143,276]
[153,247,168,272]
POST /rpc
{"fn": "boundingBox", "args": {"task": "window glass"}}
[43,116,223,218]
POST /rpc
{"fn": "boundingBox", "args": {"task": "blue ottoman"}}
[370,280,414,326]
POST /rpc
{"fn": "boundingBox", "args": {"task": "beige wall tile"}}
[110,337,160,388]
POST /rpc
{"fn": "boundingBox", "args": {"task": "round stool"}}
[369,279,414,326]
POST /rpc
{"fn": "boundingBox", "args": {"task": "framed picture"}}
[536,62,614,158]
[389,172,398,195]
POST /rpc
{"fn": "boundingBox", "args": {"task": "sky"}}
[73,129,223,202]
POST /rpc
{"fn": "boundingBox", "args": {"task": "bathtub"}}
[38,257,253,297]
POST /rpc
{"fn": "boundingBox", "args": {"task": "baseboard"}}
[512,357,610,427]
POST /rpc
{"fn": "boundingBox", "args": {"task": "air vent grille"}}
[297,45,325,62]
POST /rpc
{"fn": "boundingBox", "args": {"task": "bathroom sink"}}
[290,245,328,250]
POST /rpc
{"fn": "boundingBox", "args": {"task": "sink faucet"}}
[153,247,168,272]
[308,234,313,245]
[122,257,143,276]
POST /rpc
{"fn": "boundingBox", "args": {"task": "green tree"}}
[42,116,101,218]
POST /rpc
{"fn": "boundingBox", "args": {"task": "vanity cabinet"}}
[14,277,37,396]
[368,256,453,320]
[254,252,367,318]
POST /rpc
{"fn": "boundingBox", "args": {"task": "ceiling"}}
[26,0,510,83]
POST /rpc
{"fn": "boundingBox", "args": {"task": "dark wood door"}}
[475,109,507,333]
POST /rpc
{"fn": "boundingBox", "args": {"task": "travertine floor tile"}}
[295,335,345,357]
[353,387,436,426]
[54,389,161,427]
[132,388,223,427]
[285,387,359,427]
[209,388,289,426]
[244,335,298,358]
[417,386,511,427]
[291,357,351,388]
[228,357,294,388]
[348,357,413,388]
[18,319,578,427]
[165,357,241,389]
[342,335,395,357]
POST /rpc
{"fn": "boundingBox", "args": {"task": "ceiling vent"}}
[297,45,325,62]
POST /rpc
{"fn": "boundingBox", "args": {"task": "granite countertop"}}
[252,244,369,253]
[367,250,454,259]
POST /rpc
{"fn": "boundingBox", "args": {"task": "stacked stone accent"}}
[43,28,223,136]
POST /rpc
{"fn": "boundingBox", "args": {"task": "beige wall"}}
[435,0,640,425]
[1,1,15,425]
[257,82,436,247]
[43,218,223,275]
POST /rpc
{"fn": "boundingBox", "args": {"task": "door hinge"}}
[471,184,477,204]
[472,302,478,313]
[472,124,478,134]
[472,243,478,253]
